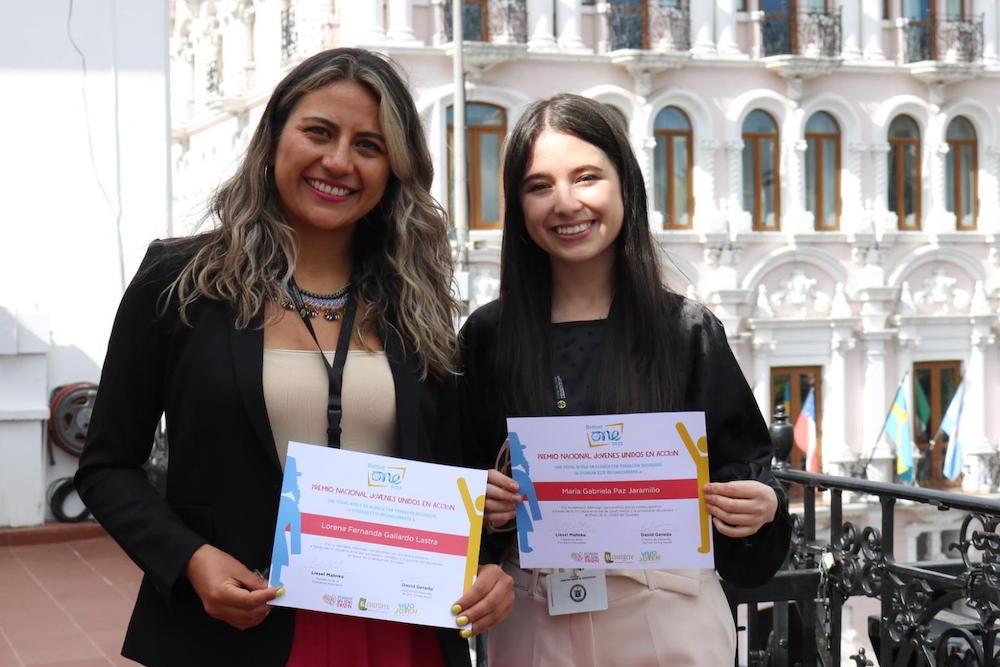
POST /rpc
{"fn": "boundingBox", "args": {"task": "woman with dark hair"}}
[75,48,512,667]
[459,94,791,666]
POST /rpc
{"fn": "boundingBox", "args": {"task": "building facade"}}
[170,0,1000,492]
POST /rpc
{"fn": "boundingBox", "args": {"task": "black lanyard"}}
[288,279,358,448]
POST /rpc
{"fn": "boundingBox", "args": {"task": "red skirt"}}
[286,609,446,667]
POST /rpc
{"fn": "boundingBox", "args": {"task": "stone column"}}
[860,332,895,482]
[822,325,856,474]
[556,0,588,50]
[983,146,1000,235]
[844,142,867,233]
[962,313,996,492]
[871,142,892,234]
[861,0,885,60]
[752,338,774,421]
[387,0,421,44]
[840,0,863,59]
[690,0,716,54]
[716,0,742,55]
[339,0,384,45]
[724,140,750,234]
[527,0,557,49]
[696,140,722,233]
[974,0,998,63]
[788,138,810,233]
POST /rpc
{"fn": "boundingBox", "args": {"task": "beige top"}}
[262,349,397,467]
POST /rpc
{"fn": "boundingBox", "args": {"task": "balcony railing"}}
[903,15,984,64]
[606,2,690,52]
[763,8,842,58]
[443,0,527,45]
[724,462,1000,666]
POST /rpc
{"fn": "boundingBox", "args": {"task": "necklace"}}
[280,281,351,321]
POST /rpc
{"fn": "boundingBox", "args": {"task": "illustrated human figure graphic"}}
[457,477,486,592]
[507,432,541,553]
[675,422,711,554]
[270,456,302,587]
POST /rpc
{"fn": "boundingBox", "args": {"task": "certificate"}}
[506,412,714,570]
[267,442,487,628]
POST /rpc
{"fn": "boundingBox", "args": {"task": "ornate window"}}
[447,103,506,230]
[888,114,922,230]
[913,361,962,487]
[771,366,822,472]
[805,111,840,231]
[945,116,977,231]
[742,110,781,231]
[654,106,693,229]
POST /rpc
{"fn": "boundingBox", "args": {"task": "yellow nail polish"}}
[275,587,285,598]
[460,628,473,639]
[450,604,462,615]
[456,615,469,627]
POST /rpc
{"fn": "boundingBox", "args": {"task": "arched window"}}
[888,115,921,231]
[742,110,781,231]
[805,111,840,231]
[654,106,693,229]
[946,116,977,231]
[447,103,506,230]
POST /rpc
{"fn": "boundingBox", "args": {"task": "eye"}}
[577,173,598,184]
[524,182,550,194]
[356,139,385,155]
[304,126,331,139]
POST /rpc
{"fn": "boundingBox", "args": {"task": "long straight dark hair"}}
[496,94,678,417]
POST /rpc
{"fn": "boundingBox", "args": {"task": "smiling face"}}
[272,79,392,238]
[520,128,624,274]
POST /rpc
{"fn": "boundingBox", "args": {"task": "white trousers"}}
[487,565,737,667]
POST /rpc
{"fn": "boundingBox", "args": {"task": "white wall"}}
[0,1,170,521]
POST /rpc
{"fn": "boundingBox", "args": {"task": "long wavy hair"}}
[166,48,458,380]
[496,94,678,415]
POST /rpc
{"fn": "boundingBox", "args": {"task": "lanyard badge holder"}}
[547,569,609,616]
[288,279,359,448]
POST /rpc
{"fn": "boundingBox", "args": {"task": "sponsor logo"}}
[367,464,407,489]
[639,550,662,563]
[586,423,624,448]
[603,551,635,564]
[395,602,419,616]
[322,594,336,606]
[570,552,600,564]
[336,596,353,609]
[357,596,391,612]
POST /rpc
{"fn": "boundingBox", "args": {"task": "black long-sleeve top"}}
[458,295,792,588]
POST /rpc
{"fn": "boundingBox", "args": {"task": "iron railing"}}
[606,2,690,52]
[724,468,1000,666]
[763,7,842,58]
[443,0,527,44]
[903,15,984,64]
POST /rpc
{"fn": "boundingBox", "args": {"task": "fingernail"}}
[460,627,473,639]
[456,615,469,627]
[274,587,285,598]
[450,604,462,615]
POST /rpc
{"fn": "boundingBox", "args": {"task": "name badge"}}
[547,570,609,616]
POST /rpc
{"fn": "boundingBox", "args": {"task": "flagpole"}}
[853,371,910,477]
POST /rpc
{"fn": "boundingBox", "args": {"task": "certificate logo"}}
[358,597,391,612]
[395,602,419,616]
[570,552,600,564]
[367,464,407,489]
[639,550,662,563]
[586,423,624,447]
[322,594,354,609]
[603,551,635,564]
[569,584,587,603]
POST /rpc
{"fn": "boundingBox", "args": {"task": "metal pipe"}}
[451,0,468,272]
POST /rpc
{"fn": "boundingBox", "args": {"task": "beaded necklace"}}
[280,282,351,322]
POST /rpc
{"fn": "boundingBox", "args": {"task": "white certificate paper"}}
[267,442,487,628]
[506,412,714,570]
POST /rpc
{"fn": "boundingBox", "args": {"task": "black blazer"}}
[75,240,471,667]
[458,297,792,587]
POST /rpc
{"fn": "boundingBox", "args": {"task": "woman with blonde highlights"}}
[76,48,512,667]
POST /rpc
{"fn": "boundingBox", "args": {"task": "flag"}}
[914,379,931,436]
[885,384,914,481]
[940,382,966,481]
[794,389,820,473]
